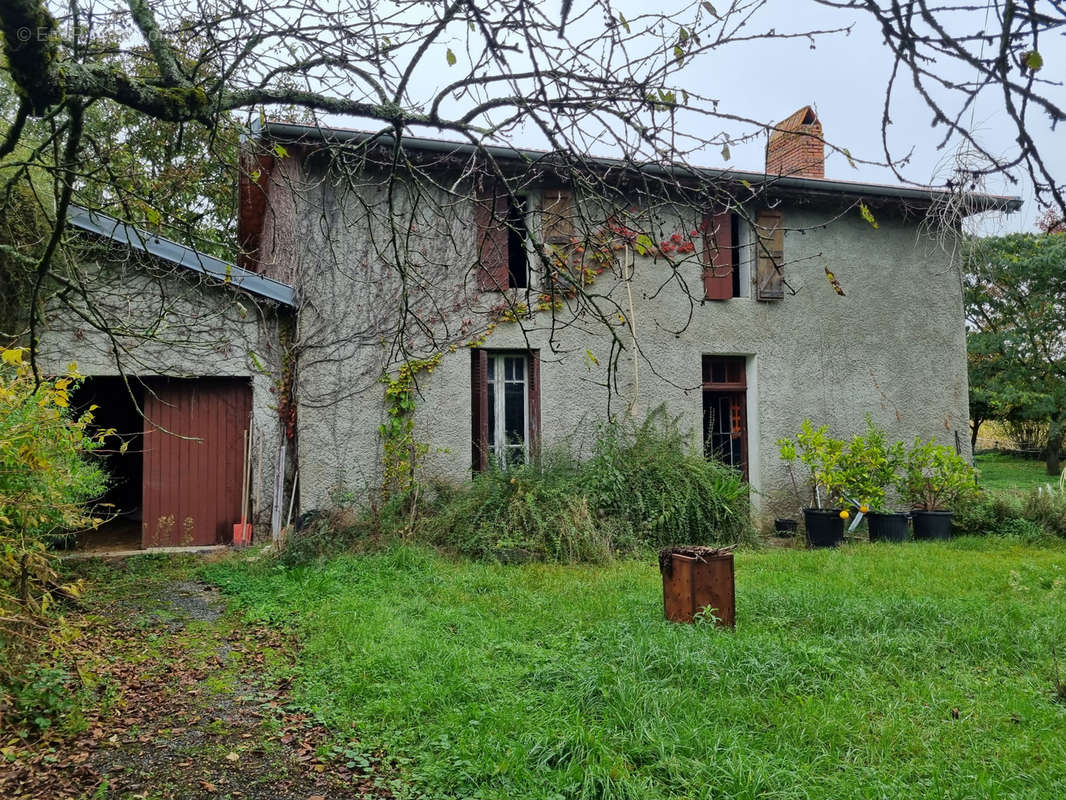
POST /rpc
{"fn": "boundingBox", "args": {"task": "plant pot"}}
[774,518,798,537]
[866,511,909,543]
[803,508,844,548]
[912,509,953,540]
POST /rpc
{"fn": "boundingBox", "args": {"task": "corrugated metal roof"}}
[258,120,1023,214]
[67,205,296,308]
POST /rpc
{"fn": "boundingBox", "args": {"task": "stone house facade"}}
[37,107,1020,546]
[241,108,1019,518]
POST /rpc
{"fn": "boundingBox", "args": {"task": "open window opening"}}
[472,350,540,471]
[507,196,530,289]
[702,356,748,479]
[475,187,531,291]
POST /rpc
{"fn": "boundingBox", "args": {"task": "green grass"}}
[975,452,1063,494]
[207,540,1066,799]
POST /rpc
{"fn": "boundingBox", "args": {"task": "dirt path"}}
[1,557,394,800]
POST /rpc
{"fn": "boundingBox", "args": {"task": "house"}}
[38,107,1021,546]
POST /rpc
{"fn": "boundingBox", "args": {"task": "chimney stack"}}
[765,106,825,179]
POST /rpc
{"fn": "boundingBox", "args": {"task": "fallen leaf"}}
[226,751,240,762]
[201,781,217,792]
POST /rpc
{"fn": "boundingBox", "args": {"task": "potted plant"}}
[898,438,977,540]
[842,418,909,543]
[778,420,849,547]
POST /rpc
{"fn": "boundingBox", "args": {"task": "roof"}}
[255,120,1022,215]
[67,205,296,308]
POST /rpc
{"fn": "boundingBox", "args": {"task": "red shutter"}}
[528,350,541,461]
[470,349,489,472]
[702,210,733,301]
[475,185,510,291]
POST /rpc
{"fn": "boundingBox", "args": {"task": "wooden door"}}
[141,378,252,547]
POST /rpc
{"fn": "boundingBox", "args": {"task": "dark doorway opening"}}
[71,377,146,551]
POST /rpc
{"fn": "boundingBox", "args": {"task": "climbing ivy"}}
[379,353,443,496]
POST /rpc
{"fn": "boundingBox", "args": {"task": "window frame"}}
[471,349,541,471]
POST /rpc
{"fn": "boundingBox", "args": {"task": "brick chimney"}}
[765,106,824,179]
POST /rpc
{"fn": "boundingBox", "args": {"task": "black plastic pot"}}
[774,518,798,537]
[866,511,910,543]
[804,508,844,548]
[912,510,953,540]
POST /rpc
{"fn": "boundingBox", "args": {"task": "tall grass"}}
[421,411,751,562]
[207,538,1066,800]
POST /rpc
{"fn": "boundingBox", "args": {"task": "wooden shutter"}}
[702,209,734,301]
[475,185,510,290]
[528,351,541,461]
[542,189,574,244]
[470,349,489,472]
[755,208,784,301]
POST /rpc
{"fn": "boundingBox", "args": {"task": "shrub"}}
[0,664,78,735]
[839,418,905,512]
[420,411,752,562]
[898,437,978,510]
[952,484,1066,540]
[1,348,106,647]
[583,410,751,549]
[952,491,1020,536]
[777,420,846,508]
[421,451,618,563]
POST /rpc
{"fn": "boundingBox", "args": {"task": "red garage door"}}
[142,378,252,547]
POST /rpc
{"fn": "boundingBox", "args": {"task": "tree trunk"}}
[971,418,983,451]
[1046,420,1064,476]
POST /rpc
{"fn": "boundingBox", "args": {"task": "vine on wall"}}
[379,352,443,497]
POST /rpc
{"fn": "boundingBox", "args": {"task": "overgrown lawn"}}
[207,539,1066,799]
[976,451,1062,494]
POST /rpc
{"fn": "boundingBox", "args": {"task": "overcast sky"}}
[640,0,1064,233]
[304,1,1062,233]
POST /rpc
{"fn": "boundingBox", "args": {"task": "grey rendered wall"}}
[263,156,970,518]
[34,252,287,528]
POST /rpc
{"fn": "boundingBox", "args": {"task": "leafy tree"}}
[965,232,1066,475]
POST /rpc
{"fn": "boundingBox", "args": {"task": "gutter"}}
[256,120,1022,215]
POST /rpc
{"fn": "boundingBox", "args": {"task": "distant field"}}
[975,451,1063,494]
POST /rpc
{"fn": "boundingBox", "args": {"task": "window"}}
[702,356,748,479]
[702,210,742,300]
[471,350,540,470]
[507,196,530,289]
[475,186,530,291]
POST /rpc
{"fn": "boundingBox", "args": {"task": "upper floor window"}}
[475,186,530,291]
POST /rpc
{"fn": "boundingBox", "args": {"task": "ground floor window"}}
[702,355,748,479]
[472,350,540,470]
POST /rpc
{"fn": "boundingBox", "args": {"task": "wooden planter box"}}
[659,547,735,628]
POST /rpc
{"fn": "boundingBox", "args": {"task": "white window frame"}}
[486,352,530,467]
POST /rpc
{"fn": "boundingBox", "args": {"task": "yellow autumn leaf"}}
[2,348,24,365]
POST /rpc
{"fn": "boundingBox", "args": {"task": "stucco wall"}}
[262,154,970,518]
[34,248,288,528]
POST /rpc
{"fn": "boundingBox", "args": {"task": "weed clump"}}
[421,412,752,562]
